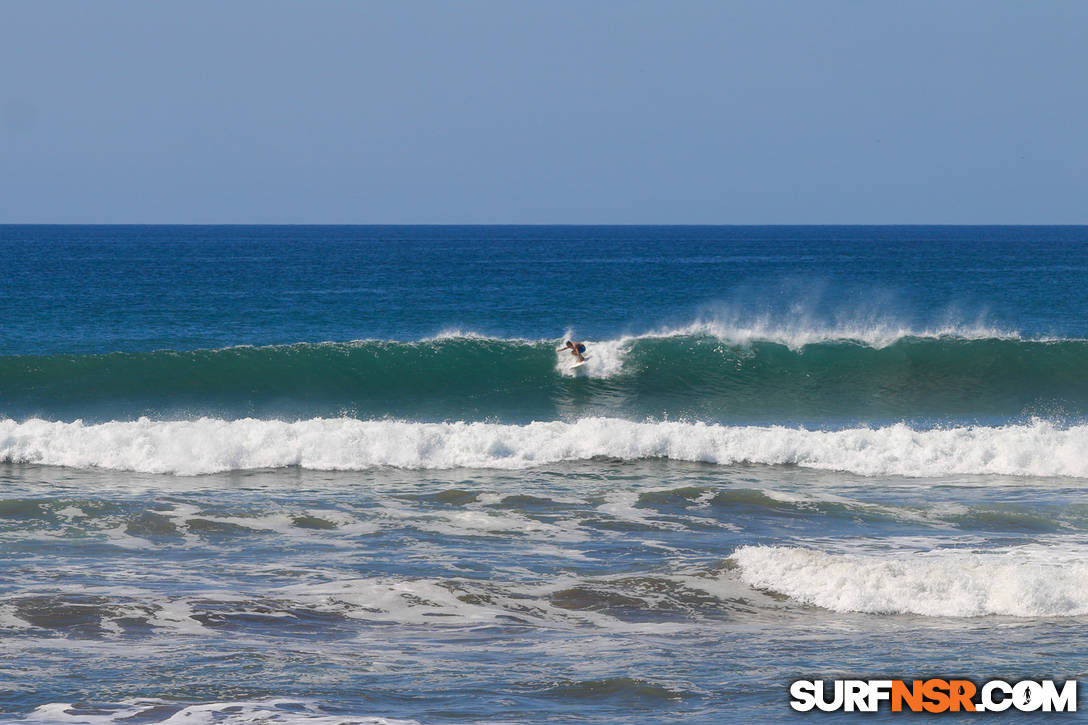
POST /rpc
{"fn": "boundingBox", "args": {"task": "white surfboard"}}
[570,355,590,368]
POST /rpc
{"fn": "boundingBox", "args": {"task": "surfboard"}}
[570,355,590,368]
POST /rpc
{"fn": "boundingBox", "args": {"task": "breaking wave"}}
[2,331,1086,422]
[2,416,1086,477]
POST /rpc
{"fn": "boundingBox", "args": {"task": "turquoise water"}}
[2,226,1087,723]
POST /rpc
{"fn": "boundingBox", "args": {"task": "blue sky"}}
[2,1,1085,223]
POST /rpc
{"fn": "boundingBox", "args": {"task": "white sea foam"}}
[556,337,628,377]
[732,544,1088,617]
[21,699,417,724]
[2,417,1086,477]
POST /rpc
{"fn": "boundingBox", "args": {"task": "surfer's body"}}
[562,340,587,363]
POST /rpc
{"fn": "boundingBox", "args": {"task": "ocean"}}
[2,225,1087,723]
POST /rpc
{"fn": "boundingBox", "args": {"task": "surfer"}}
[563,340,587,363]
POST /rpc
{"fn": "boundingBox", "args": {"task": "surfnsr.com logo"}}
[790,679,1077,713]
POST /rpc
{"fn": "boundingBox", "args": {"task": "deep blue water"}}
[4,225,1088,355]
[2,226,1087,724]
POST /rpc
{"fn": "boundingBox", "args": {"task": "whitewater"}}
[3,416,1086,477]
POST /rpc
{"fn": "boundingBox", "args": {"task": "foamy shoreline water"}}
[732,544,1088,617]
